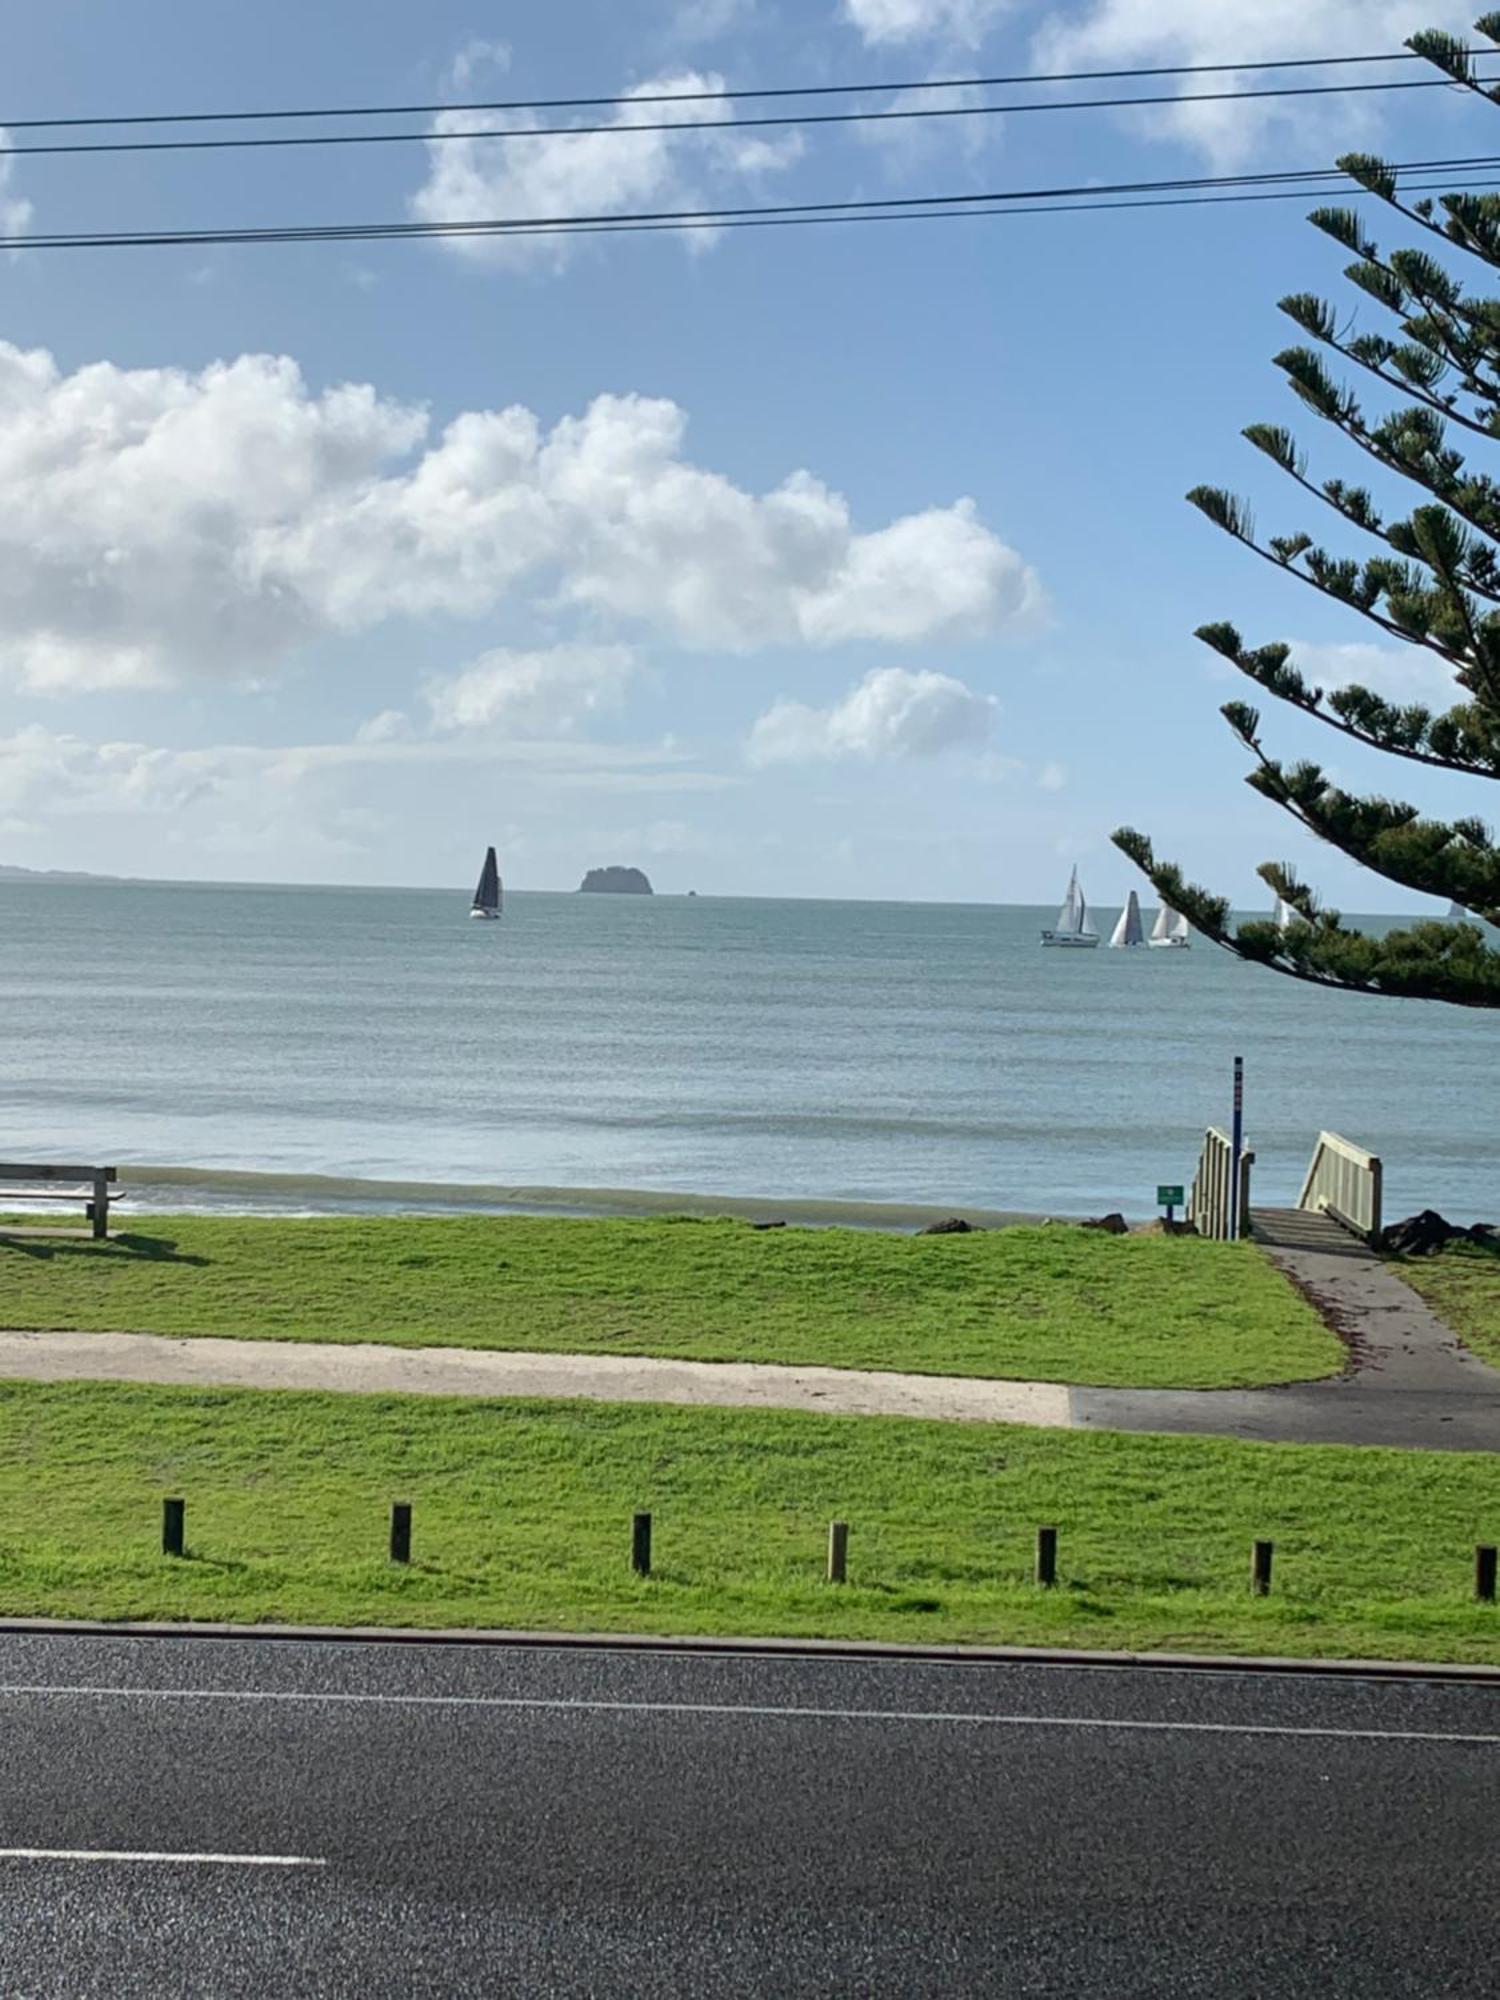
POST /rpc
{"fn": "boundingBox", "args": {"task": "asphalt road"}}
[2,1633,1499,1996]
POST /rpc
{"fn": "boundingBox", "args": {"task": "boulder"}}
[1381,1209,1463,1256]
[919,1217,975,1235]
[1081,1212,1130,1235]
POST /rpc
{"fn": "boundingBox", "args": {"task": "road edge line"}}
[0,1616,1497,1683]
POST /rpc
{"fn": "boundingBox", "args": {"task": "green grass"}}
[1389,1240,1500,1367]
[0,1213,1341,1390]
[0,1380,1495,1663]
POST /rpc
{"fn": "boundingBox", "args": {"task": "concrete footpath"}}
[3,1208,1498,1450]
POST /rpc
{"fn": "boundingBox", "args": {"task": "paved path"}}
[4,1632,1500,1996]
[4,1209,1498,1448]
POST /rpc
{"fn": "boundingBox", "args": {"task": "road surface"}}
[2,1632,1498,1995]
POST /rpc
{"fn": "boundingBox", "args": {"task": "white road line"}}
[0,1683,1495,1746]
[0,1848,324,1868]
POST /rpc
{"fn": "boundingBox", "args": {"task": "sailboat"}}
[1447,901,1470,920]
[1041,866,1100,948]
[1148,905,1191,950]
[470,846,502,921]
[1109,890,1146,948]
[1273,895,1298,932]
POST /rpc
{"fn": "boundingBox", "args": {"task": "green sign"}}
[1157,1185,1185,1207]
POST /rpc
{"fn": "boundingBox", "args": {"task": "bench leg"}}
[91,1176,108,1240]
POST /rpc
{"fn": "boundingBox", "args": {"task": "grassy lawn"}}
[1390,1241,1500,1368]
[0,1380,1494,1663]
[0,1214,1341,1390]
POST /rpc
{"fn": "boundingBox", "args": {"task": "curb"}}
[2,1616,1498,1683]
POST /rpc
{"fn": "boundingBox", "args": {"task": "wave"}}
[104,1163,1045,1230]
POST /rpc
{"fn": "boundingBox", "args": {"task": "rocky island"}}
[579,866,654,896]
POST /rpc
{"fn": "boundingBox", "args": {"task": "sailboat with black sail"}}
[471,846,502,921]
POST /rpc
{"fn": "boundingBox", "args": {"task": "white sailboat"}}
[1109,890,1146,948]
[470,845,503,921]
[1148,905,1191,950]
[1041,866,1100,948]
[1273,895,1298,932]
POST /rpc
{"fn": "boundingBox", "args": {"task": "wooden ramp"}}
[1250,1207,1371,1259]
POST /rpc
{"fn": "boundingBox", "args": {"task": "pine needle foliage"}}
[1114,17,1500,1007]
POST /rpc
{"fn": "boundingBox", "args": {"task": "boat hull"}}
[1147,937,1189,950]
[470,908,501,921]
[1040,931,1100,948]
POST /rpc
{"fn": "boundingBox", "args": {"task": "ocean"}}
[0,878,1489,1225]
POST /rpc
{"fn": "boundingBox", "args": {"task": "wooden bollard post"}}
[1035,1526,1058,1588]
[827,1520,849,1585]
[162,1497,185,1558]
[632,1511,652,1577]
[1251,1539,1274,1597]
[1477,1545,1497,1604]
[389,1502,412,1565]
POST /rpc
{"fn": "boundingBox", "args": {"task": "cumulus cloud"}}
[426,645,638,734]
[747,666,996,764]
[0,341,1040,690]
[843,0,1013,46]
[411,68,802,271]
[1033,1,1474,166]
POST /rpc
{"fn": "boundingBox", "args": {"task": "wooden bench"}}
[0,1163,117,1239]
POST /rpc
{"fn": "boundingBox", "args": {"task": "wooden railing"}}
[1297,1131,1383,1244]
[1190,1127,1255,1241]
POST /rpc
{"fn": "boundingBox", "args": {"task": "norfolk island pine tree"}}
[1115,18,1500,1008]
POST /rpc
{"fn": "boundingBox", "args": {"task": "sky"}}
[0,0,1491,906]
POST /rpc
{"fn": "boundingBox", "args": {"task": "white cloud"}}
[0,724,730,826]
[411,68,802,272]
[747,666,996,764]
[0,342,1040,690]
[354,709,410,744]
[843,0,1013,47]
[447,39,511,91]
[1037,759,1067,790]
[1033,2,1474,167]
[1290,638,1459,709]
[857,80,994,174]
[426,645,638,734]
[0,132,31,242]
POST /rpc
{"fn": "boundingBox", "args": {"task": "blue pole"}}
[1229,1055,1245,1240]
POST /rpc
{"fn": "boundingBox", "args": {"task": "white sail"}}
[1056,866,1083,934]
[1109,891,1145,948]
[1150,904,1172,943]
[1041,866,1101,946]
[1274,896,1297,932]
[1169,910,1190,941]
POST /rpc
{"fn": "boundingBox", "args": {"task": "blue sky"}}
[0,0,1490,906]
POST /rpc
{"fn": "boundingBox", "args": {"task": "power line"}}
[2,75,1492,160]
[2,156,1492,253]
[0,47,1457,132]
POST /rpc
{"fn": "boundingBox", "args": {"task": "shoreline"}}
[70,1165,1062,1232]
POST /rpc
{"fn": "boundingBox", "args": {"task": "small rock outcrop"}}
[919,1217,975,1236]
[579,866,654,895]
[1081,1212,1130,1235]
[1381,1209,1500,1256]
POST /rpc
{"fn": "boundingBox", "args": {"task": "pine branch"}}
[1195,620,1500,774]
[1113,828,1500,1009]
